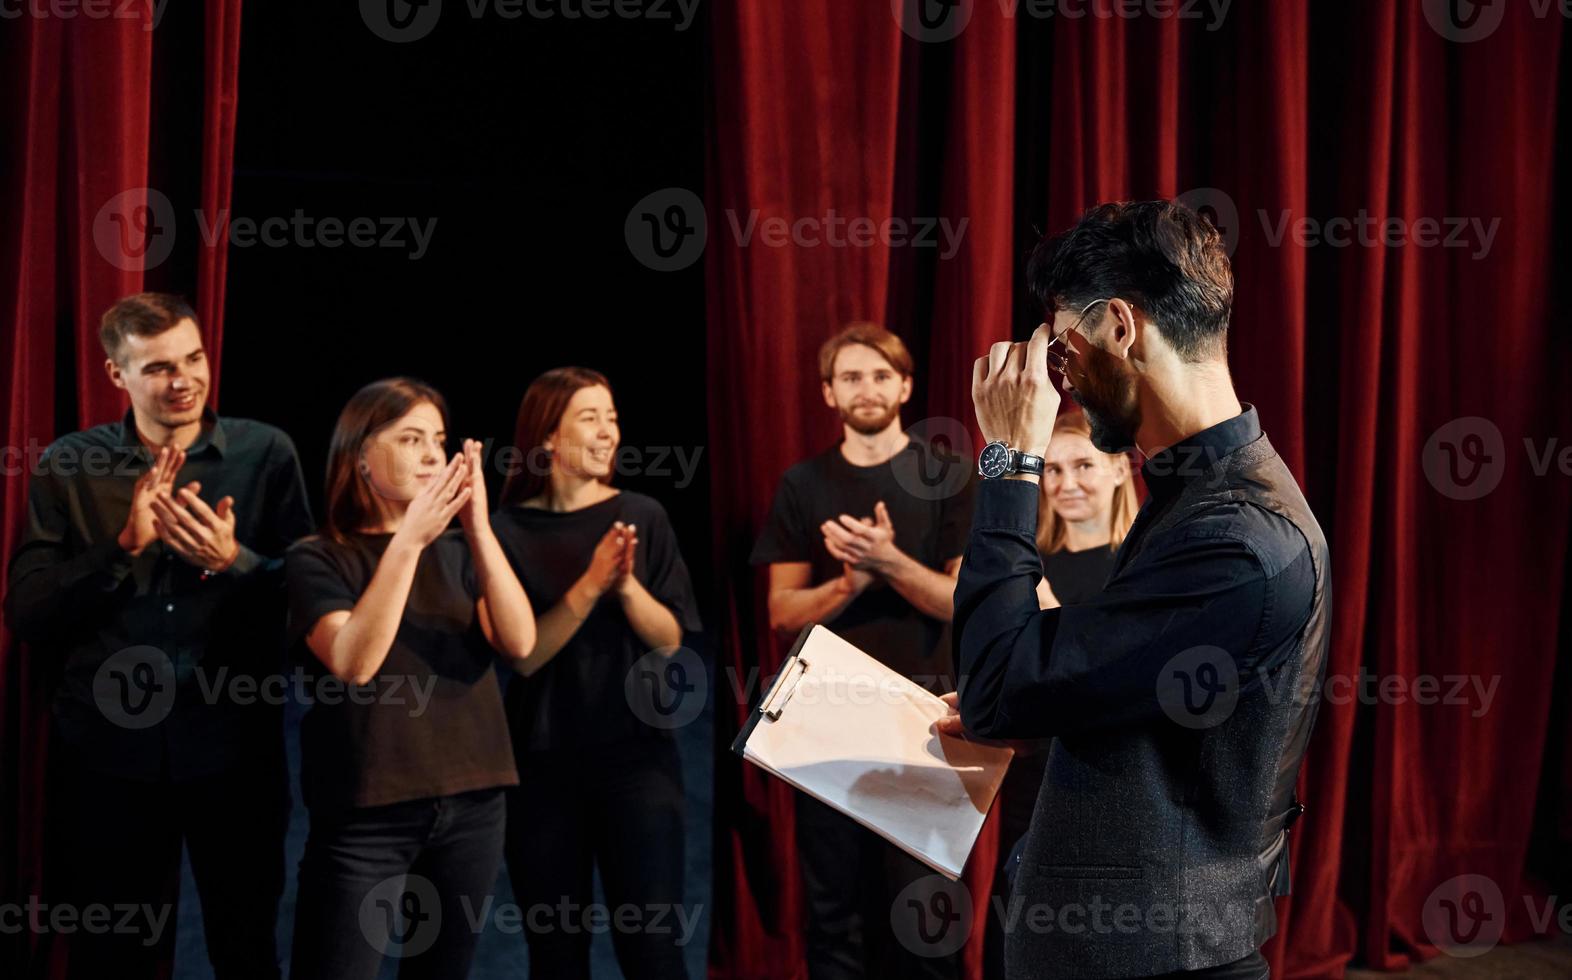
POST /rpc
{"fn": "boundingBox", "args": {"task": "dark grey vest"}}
[1003,434,1330,979]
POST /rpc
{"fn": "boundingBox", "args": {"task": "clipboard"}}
[732,624,1013,880]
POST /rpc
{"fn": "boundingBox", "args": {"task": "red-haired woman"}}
[492,367,700,980]
[285,377,536,980]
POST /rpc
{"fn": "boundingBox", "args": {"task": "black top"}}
[954,405,1331,975]
[1039,543,1117,606]
[492,491,701,757]
[4,410,314,781]
[750,440,974,686]
[285,530,519,812]
[954,406,1315,737]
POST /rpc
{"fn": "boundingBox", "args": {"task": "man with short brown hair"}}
[6,293,315,978]
[752,322,974,979]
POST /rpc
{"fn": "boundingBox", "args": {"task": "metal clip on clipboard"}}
[761,656,810,721]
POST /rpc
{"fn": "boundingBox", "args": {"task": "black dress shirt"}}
[954,406,1317,738]
[5,410,315,781]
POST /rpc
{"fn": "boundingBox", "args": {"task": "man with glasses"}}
[941,201,1330,979]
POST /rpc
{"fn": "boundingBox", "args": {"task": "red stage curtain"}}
[704,0,1018,975]
[0,3,243,975]
[706,3,1568,978]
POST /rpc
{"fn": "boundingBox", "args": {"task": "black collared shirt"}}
[954,406,1317,737]
[5,410,315,781]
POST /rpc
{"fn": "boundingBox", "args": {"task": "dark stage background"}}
[4,2,1571,979]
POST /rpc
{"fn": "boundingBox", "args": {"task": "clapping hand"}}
[391,452,470,551]
[118,446,183,556]
[151,480,240,572]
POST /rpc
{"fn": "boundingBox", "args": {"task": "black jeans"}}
[504,737,689,980]
[795,791,961,980]
[289,787,506,980]
[45,739,289,980]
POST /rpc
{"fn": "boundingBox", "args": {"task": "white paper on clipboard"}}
[731,624,1013,880]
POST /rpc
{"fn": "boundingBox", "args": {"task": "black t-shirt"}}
[491,491,701,757]
[1040,544,1118,606]
[285,531,519,812]
[750,440,975,686]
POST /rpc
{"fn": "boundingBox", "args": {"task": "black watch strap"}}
[1012,450,1044,476]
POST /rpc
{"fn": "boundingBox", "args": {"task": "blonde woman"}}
[1033,409,1139,607]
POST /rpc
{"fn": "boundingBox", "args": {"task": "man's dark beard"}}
[840,401,901,435]
[1071,388,1138,453]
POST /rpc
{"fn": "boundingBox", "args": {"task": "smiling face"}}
[1042,430,1125,524]
[546,384,619,480]
[105,318,210,432]
[360,400,447,503]
[822,343,911,436]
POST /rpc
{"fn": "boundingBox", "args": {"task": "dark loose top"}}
[750,441,974,686]
[285,530,518,812]
[1039,542,1118,606]
[492,491,701,758]
[4,410,314,781]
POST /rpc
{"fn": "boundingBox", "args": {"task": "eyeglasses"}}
[1045,298,1108,376]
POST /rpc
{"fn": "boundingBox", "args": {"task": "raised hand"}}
[972,323,1062,459]
[581,521,633,598]
[392,452,470,551]
[614,522,640,596]
[821,501,901,573]
[457,439,490,537]
[118,446,184,556]
[151,480,240,572]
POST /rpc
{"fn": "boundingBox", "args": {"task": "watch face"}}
[978,442,1011,479]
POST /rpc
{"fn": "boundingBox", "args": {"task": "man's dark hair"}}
[99,292,198,364]
[1027,200,1233,361]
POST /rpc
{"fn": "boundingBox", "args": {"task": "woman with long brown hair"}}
[492,367,700,980]
[284,377,536,980]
